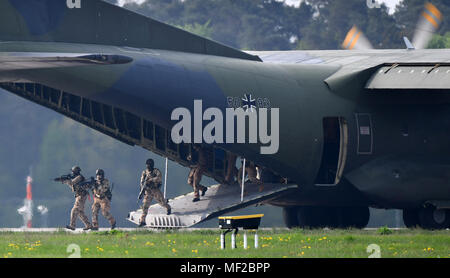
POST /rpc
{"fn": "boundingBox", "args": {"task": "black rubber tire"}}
[294,206,369,229]
[282,207,299,229]
[403,209,419,228]
[418,206,450,230]
[296,207,339,229]
[354,207,370,229]
[297,207,314,228]
[339,207,370,229]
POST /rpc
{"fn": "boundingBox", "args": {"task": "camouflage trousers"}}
[237,166,260,187]
[70,194,92,228]
[188,167,207,198]
[92,197,115,228]
[225,153,238,183]
[140,187,171,223]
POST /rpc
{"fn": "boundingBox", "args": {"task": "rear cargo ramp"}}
[127,183,297,228]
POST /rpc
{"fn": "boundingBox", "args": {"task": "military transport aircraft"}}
[0,0,449,229]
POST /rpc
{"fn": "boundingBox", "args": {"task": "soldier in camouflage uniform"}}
[237,161,261,186]
[187,147,208,202]
[139,159,171,227]
[189,145,210,202]
[224,152,238,185]
[63,166,93,231]
[91,169,116,230]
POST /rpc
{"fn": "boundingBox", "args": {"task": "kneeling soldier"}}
[91,169,116,230]
[139,159,171,227]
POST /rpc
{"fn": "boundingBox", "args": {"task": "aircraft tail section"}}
[0,0,260,62]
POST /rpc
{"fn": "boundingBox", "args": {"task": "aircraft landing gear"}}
[335,207,370,229]
[402,209,420,228]
[282,206,370,229]
[282,207,299,228]
[418,206,450,229]
[403,206,450,229]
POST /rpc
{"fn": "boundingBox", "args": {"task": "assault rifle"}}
[53,174,72,183]
[137,172,157,204]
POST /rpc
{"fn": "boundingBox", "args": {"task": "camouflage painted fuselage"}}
[0,0,449,212]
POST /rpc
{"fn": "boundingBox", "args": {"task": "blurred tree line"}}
[106,0,450,50]
[1,0,450,228]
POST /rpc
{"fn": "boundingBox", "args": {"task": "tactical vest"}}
[72,174,88,197]
[141,168,162,189]
[93,178,112,200]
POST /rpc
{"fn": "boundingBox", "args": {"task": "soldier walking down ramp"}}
[187,167,207,199]
[91,169,116,230]
[237,161,261,186]
[189,145,212,202]
[224,152,238,185]
[187,148,208,202]
[55,166,93,231]
[138,159,171,227]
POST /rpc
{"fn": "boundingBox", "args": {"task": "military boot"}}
[138,221,146,227]
[111,221,116,230]
[167,207,171,215]
[66,225,75,231]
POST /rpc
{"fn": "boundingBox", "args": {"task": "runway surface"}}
[0,227,411,233]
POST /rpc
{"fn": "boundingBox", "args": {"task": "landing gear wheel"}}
[354,207,370,229]
[403,209,419,228]
[297,207,322,228]
[338,207,370,229]
[282,207,299,228]
[418,206,450,230]
[293,206,369,229]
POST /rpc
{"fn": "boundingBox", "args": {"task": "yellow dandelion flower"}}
[125,250,129,255]
[172,248,177,253]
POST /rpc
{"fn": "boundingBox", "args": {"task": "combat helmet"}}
[71,166,81,174]
[96,169,105,177]
[146,159,154,168]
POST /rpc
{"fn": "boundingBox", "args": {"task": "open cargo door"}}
[127,183,297,228]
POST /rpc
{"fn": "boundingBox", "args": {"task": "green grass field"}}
[1,228,449,258]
